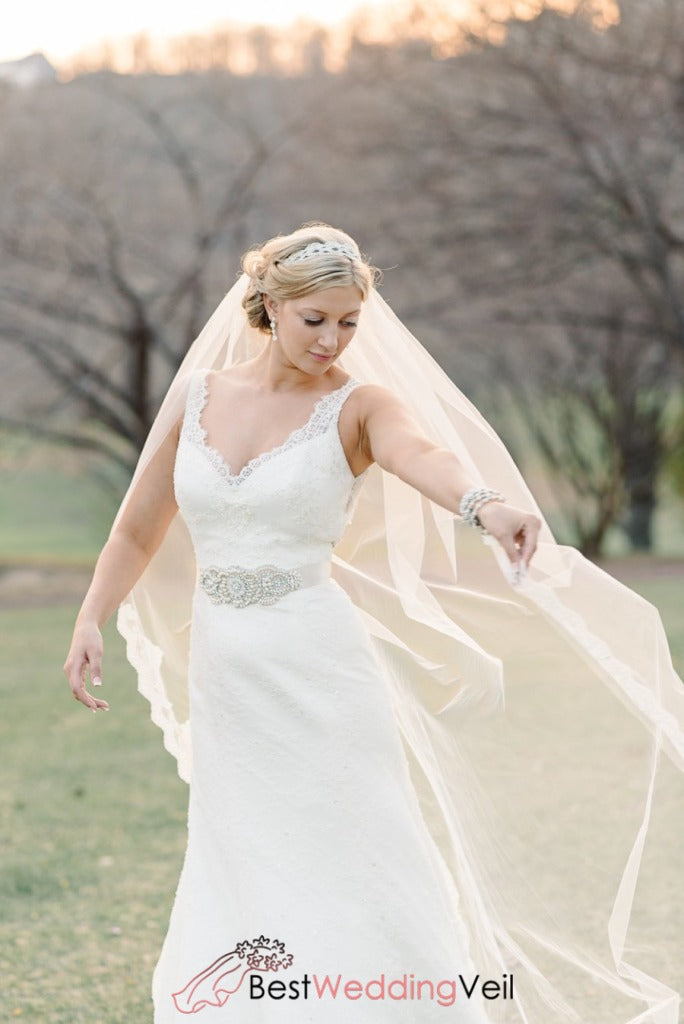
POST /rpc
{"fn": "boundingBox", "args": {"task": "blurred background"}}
[1,2,683,1020]
[2,0,684,568]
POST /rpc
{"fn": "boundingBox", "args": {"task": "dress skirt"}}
[151,577,493,1022]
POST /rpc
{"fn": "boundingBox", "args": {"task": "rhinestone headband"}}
[280,241,359,265]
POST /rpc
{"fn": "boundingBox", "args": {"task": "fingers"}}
[63,649,110,713]
[496,531,521,568]
[71,668,110,712]
[73,685,110,713]
[518,515,541,568]
[477,504,542,582]
[90,656,103,688]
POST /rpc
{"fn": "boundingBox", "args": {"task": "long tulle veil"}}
[112,272,684,1023]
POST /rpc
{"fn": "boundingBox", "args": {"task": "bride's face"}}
[266,285,363,374]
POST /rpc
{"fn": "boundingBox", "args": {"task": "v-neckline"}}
[193,368,355,485]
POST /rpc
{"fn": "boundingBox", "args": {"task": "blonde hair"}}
[241,222,381,333]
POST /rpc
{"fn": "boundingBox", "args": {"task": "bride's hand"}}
[475,501,542,575]
[63,621,110,713]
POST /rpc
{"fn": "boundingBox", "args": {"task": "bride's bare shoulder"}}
[348,382,404,412]
[339,383,407,434]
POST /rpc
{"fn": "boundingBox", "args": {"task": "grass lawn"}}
[1,430,682,1021]
[0,570,682,1022]
[0,607,188,1023]
[0,442,125,566]
[615,576,684,671]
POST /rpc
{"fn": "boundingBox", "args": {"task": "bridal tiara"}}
[280,241,359,264]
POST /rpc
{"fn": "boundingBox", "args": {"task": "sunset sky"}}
[1,1,404,64]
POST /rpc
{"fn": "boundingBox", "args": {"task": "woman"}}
[64,224,683,1022]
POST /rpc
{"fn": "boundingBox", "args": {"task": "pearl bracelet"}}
[459,487,506,534]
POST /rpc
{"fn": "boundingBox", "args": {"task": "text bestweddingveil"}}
[248,971,514,1007]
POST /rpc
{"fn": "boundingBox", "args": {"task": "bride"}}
[64,223,683,1022]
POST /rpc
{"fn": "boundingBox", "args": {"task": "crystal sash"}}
[198,560,331,607]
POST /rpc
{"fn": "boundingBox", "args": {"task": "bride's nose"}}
[317,329,338,353]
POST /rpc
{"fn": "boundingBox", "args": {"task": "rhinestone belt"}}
[199,560,331,608]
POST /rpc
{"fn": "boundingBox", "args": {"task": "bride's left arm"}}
[358,384,542,570]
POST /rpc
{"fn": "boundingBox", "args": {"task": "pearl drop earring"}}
[270,318,278,343]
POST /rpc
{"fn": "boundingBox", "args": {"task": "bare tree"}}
[492,307,672,554]
[327,1,684,550]
[2,3,683,557]
[0,72,312,470]
[481,1,684,547]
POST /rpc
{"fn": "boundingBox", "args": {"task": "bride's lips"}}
[309,352,334,362]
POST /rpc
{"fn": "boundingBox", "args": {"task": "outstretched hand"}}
[63,621,110,713]
[475,501,542,580]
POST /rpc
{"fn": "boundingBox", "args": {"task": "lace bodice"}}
[173,367,369,570]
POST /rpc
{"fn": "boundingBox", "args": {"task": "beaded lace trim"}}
[184,369,360,486]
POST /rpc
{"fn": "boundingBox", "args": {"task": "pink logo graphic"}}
[172,935,295,1014]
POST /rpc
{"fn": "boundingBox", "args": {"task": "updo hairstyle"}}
[241,223,381,333]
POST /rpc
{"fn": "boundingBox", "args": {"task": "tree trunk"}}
[620,409,661,551]
[623,494,656,550]
[129,317,152,450]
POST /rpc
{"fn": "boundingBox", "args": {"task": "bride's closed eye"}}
[304,318,358,327]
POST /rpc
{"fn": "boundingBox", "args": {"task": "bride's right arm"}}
[63,417,182,712]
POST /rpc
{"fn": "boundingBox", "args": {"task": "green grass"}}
[614,576,684,673]
[1,434,682,1020]
[0,572,682,1022]
[0,606,187,1022]
[0,469,113,565]
[0,441,124,566]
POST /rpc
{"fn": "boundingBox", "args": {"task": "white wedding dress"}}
[151,366,494,1022]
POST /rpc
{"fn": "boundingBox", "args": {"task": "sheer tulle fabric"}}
[113,274,684,1023]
